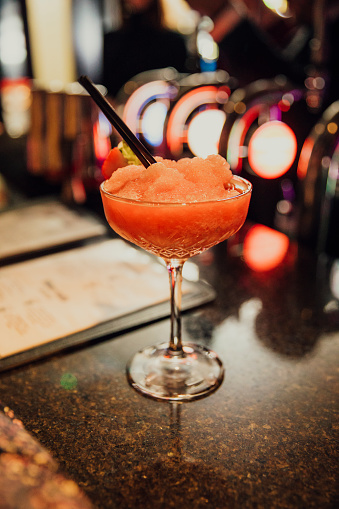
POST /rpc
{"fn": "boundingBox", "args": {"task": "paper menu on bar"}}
[0,199,107,261]
[0,239,174,359]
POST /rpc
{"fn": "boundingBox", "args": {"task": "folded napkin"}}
[0,403,94,509]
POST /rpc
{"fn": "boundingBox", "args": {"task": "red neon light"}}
[243,224,290,272]
[166,86,219,156]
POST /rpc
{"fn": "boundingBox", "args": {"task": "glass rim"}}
[100,174,252,207]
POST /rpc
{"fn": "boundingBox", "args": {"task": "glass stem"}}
[167,260,184,354]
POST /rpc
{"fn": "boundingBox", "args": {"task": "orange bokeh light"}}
[297,136,314,180]
[243,224,290,272]
[248,120,297,179]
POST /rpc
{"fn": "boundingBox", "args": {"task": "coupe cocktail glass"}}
[100,174,252,401]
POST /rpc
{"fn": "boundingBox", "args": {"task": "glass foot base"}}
[126,342,224,402]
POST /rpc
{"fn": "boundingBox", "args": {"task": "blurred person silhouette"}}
[186,0,339,106]
[102,0,190,98]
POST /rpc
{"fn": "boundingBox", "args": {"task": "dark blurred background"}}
[0,0,338,256]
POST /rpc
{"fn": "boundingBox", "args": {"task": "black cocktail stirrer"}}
[78,75,157,168]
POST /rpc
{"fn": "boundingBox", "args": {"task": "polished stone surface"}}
[0,228,338,508]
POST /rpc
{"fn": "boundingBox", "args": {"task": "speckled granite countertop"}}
[0,229,338,509]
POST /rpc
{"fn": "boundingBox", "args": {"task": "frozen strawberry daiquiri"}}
[100,150,252,401]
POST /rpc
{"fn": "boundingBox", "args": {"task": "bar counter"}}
[0,225,338,508]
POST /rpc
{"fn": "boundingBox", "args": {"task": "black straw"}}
[78,75,157,168]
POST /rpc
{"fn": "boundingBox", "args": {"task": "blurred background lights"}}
[297,138,314,180]
[60,373,78,390]
[327,122,338,135]
[330,261,339,300]
[187,109,226,157]
[0,0,27,77]
[262,0,289,16]
[197,31,216,60]
[248,120,297,178]
[1,79,31,138]
[243,224,290,272]
[122,80,175,150]
[72,0,103,82]
[93,111,112,162]
[0,11,26,66]
[197,30,219,70]
[141,101,168,146]
[98,110,112,138]
[166,84,229,158]
[162,0,199,34]
[234,101,246,115]
[26,0,75,87]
